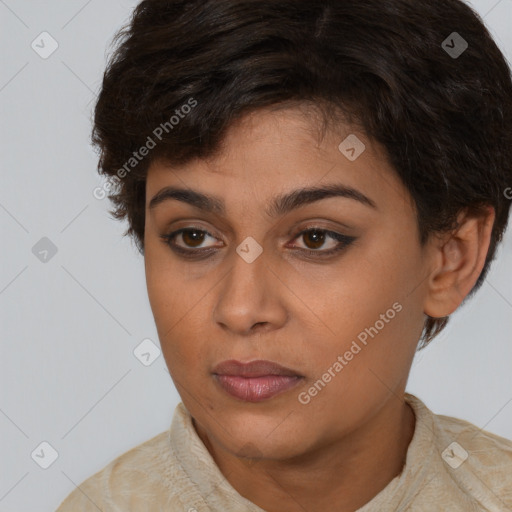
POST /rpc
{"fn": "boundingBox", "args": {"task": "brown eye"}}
[181,229,207,248]
[161,227,219,254]
[161,225,356,260]
[290,227,357,257]
[302,229,326,250]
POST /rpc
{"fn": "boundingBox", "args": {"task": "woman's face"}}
[144,106,431,460]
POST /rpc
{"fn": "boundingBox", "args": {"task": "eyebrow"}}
[148,183,377,217]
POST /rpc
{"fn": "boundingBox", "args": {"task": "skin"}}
[143,105,495,512]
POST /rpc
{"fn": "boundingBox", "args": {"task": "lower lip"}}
[214,375,303,402]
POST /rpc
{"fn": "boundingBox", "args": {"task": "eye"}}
[160,227,219,255]
[289,228,356,256]
[160,226,356,259]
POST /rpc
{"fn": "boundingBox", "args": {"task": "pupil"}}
[305,230,324,249]
[183,230,204,247]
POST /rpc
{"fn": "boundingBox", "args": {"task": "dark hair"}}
[92,0,512,349]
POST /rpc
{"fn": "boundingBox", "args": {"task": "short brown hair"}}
[91,0,512,348]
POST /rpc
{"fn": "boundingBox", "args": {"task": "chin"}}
[208,411,310,460]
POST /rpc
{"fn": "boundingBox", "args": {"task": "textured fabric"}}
[55,393,512,511]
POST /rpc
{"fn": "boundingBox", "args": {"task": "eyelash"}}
[160,226,356,259]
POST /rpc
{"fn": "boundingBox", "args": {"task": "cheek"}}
[297,251,403,338]
[144,243,198,363]
[294,233,423,381]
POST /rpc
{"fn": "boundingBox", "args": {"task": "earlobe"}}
[423,206,495,318]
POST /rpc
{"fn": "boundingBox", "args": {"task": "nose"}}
[212,246,288,336]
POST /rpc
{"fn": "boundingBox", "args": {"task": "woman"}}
[57,0,512,510]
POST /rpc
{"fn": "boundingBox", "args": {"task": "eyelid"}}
[165,225,221,248]
[160,223,356,258]
[287,229,357,259]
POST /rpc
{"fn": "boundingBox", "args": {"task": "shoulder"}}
[407,393,512,509]
[434,410,512,484]
[55,430,180,511]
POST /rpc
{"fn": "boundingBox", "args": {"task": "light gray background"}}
[1,1,511,511]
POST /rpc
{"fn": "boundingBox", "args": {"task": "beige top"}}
[56,393,512,511]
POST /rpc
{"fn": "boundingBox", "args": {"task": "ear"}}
[423,206,495,318]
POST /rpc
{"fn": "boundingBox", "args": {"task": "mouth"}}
[212,359,304,402]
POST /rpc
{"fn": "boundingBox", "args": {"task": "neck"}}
[193,396,416,512]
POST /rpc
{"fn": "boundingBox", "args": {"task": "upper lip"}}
[212,359,303,378]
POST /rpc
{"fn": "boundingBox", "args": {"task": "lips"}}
[212,359,303,377]
[212,359,304,402]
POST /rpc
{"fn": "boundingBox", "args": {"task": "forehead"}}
[145,107,413,218]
